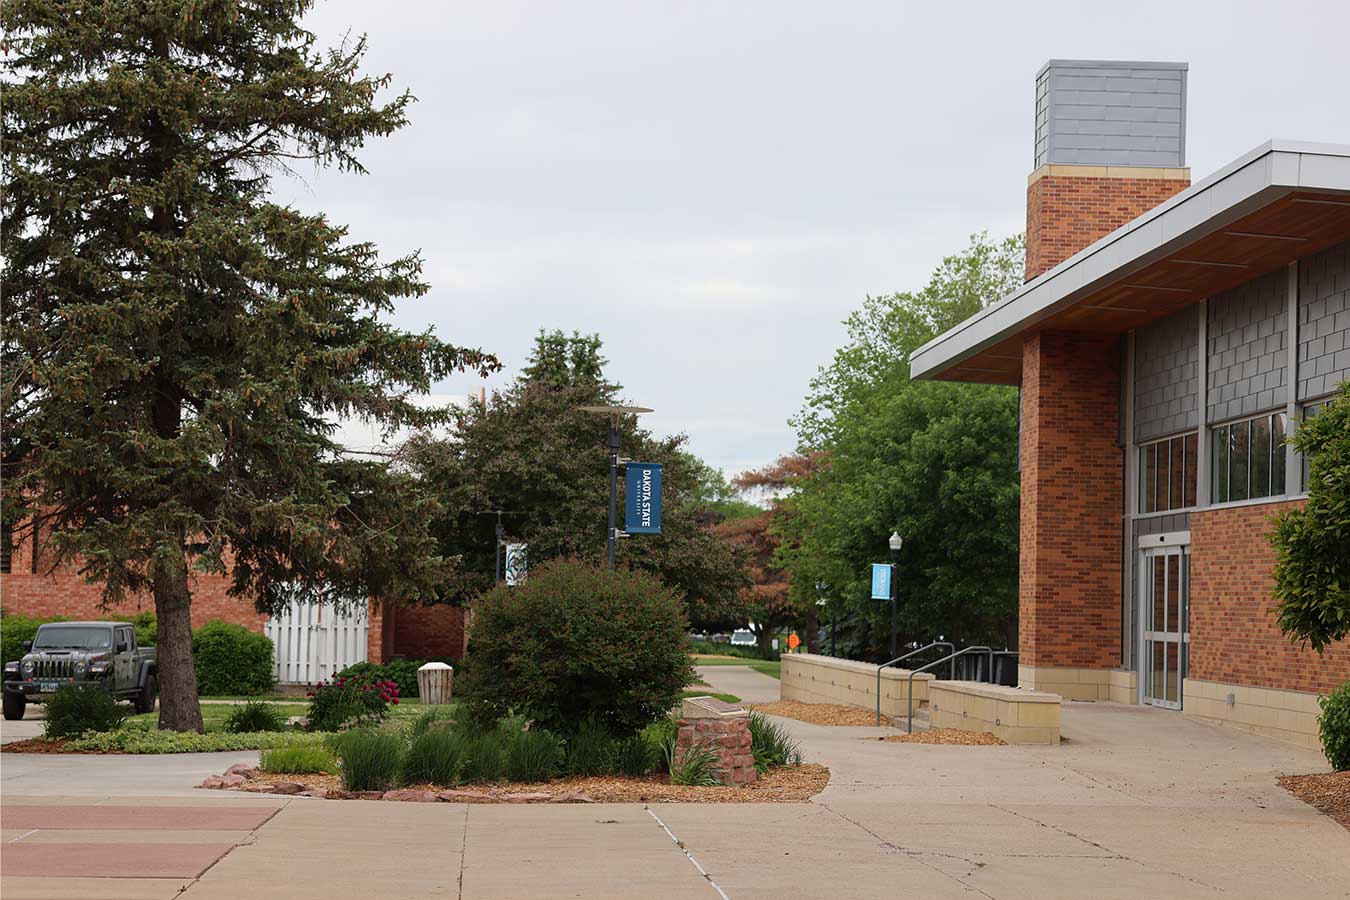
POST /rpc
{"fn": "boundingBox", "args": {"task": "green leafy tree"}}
[1,1,495,731]
[1271,382,1350,652]
[407,331,746,630]
[778,233,1024,658]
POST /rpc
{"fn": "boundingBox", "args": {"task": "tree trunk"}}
[804,605,820,654]
[153,549,204,732]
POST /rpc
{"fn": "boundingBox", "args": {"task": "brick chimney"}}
[1025,60,1191,282]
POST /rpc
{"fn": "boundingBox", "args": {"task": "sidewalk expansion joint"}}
[645,806,731,900]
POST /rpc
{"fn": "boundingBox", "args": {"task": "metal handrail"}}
[906,645,993,733]
[875,642,954,725]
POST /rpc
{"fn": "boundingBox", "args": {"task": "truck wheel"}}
[3,690,26,721]
[135,676,158,714]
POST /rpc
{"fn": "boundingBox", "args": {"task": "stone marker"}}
[417,661,454,705]
[676,696,756,787]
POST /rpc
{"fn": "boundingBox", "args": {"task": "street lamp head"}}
[888,531,903,551]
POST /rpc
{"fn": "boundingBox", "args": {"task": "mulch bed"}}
[750,700,892,727]
[1278,772,1350,830]
[873,728,1005,746]
[214,763,830,804]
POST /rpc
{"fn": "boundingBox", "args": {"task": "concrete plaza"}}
[1,666,1345,899]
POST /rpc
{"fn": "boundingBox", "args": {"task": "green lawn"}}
[125,701,309,731]
[690,656,781,680]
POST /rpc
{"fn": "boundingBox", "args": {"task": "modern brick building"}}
[912,60,1350,750]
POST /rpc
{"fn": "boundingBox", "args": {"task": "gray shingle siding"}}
[1134,306,1199,442]
[1297,239,1350,401]
[1207,269,1287,423]
[1034,60,1187,168]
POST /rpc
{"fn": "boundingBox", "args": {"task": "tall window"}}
[1300,399,1329,492]
[1138,432,1197,513]
[0,523,12,574]
[1210,412,1286,503]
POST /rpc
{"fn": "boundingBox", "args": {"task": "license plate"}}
[40,681,59,692]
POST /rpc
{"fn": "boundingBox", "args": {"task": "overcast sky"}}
[284,0,1350,476]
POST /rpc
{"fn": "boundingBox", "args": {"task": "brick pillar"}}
[1018,331,1123,699]
[1025,165,1189,282]
[676,697,756,787]
[366,600,394,664]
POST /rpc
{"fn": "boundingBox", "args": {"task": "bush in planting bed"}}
[1319,679,1350,771]
[458,559,692,737]
[44,684,129,739]
[402,728,470,787]
[748,711,802,773]
[329,729,404,792]
[307,673,399,732]
[224,701,285,734]
[564,719,618,777]
[260,746,338,775]
[667,742,722,787]
[502,727,564,782]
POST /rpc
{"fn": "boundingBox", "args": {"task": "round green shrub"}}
[192,621,274,696]
[1319,679,1350,771]
[44,684,129,739]
[457,559,693,737]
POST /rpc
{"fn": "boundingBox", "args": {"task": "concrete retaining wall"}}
[929,681,1062,745]
[779,653,934,720]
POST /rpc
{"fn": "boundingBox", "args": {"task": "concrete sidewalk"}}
[695,664,781,704]
[2,672,1346,899]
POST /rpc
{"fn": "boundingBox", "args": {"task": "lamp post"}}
[580,405,653,569]
[888,532,902,657]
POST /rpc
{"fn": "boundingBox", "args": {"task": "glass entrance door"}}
[1140,546,1188,709]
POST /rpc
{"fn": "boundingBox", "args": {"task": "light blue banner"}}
[870,563,892,600]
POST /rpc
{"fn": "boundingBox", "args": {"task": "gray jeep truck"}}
[3,621,158,720]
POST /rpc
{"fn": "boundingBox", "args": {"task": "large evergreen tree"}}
[1,1,495,730]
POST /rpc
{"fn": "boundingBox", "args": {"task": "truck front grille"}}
[35,659,75,679]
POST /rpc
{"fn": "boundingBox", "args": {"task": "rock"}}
[267,781,307,795]
[382,789,438,802]
[198,775,226,789]
[224,763,257,777]
[436,789,498,803]
[303,788,341,799]
[220,774,247,788]
[503,792,553,803]
[547,791,596,804]
[342,790,386,801]
[286,716,309,729]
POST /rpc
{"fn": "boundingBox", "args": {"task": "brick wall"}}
[1189,500,1350,694]
[1019,330,1123,668]
[367,601,466,663]
[0,538,266,632]
[1025,169,1190,281]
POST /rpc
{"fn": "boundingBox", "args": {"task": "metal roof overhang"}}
[910,141,1350,385]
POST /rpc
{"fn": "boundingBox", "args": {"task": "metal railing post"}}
[905,646,992,734]
[874,641,953,725]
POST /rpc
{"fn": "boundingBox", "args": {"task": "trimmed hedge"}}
[1,614,67,665]
[192,621,274,696]
[458,559,693,737]
[335,658,458,699]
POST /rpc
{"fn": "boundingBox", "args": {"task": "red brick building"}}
[912,60,1350,750]
[0,531,467,680]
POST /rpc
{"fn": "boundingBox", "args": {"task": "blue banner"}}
[870,563,892,600]
[624,463,663,534]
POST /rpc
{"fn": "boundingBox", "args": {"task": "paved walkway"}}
[2,669,1346,898]
[695,664,781,704]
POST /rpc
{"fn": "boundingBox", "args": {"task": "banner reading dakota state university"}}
[624,463,662,534]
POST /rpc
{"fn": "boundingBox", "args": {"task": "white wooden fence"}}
[265,598,368,685]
